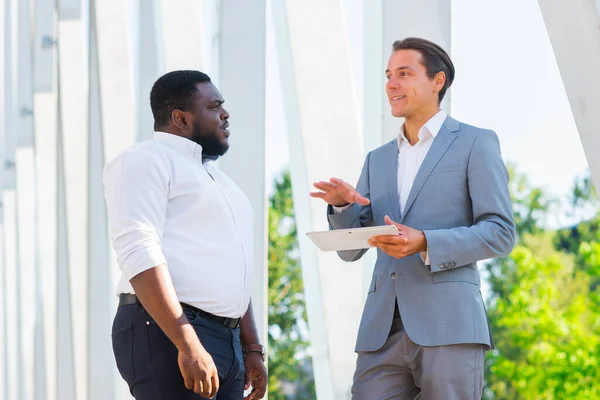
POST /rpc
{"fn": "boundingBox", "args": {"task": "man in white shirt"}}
[104,70,267,400]
[310,38,515,399]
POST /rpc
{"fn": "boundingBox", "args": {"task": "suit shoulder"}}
[453,121,498,143]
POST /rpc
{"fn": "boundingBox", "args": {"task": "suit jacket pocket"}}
[433,266,480,286]
[368,275,377,293]
[430,163,460,176]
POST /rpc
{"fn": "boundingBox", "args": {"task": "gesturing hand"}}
[309,177,370,207]
[369,215,428,259]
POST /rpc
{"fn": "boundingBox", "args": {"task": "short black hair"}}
[392,38,455,103]
[150,70,212,129]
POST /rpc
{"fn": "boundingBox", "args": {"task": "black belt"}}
[119,294,241,329]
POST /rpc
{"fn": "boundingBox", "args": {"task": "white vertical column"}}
[33,0,58,397]
[2,1,19,400]
[537,0,600,194]
[359,0,384,296]
[86,0,123,398]
[91,0,136,398]
[157,0,205,73]
[57,0,89,397]
[1,190,18,400]
[381,0,452,143]
[135,0,161,141]
[0,1,9,398]
[218,0,268,355]
[94,0,136,161]
[15,0,36,398]
[0,224,4,400]
[274,0,365,398]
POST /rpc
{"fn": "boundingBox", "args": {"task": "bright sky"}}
[265,0,594,228]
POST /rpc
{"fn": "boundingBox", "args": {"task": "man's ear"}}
[434,71,446,92]
[171,109,188,130]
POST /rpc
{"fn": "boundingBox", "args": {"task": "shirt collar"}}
[153,131,203,158]
[398,109,448,147]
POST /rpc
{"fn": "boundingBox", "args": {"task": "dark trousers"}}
[112,302,245,399]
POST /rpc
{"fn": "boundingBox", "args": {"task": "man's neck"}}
[404,106,441,145]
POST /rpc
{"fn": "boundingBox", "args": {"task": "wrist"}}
[332,202,351,207]
[174,324,203,353]
[419,231,428,252]
[242,344,266,362]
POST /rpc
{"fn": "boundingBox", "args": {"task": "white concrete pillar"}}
[537,0,600,195]
[2,1,19,399]
[273,0,366,398]
[86,1,123,398]
[134,0,161,141]
[57,0,90,396]
[1,190,18,400]
[33,0,58,398]
[218,0,268,357]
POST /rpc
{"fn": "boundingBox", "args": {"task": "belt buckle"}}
[223,317,239,329]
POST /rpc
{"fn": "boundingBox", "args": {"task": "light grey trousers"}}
[351,317,485,400]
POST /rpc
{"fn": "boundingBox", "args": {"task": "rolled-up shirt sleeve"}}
[103,149,169,281]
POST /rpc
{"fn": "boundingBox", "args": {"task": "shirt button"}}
[391,272,396,280]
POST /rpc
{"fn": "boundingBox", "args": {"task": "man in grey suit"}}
[310,38,516,399]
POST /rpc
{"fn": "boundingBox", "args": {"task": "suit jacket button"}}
[440,263,446,269]
[391,272,396,280]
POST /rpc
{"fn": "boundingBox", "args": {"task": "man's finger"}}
[309,191,326,199]
[354,193,371,206]
[183,373,194,390]
[371,235,407,245]
[384,215,402,228]
[244,368,252,390]
[255,375,267,399]
[209,374,219,399]
[314,181,337,191]
[203,377,213,398]
[193,380,203,395]
[329,177,353,191]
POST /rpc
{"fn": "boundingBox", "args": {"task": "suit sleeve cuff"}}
[420,250,430,266]
[332,204,353,213]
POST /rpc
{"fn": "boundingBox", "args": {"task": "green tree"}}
[484,168,600,399]
[485,234,600,399]
[268,170,316,399]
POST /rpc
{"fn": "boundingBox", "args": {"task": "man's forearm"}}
[130,265,201,353]
[240,300,261,346]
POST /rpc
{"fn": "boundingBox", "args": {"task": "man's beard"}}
[191,129,229,161]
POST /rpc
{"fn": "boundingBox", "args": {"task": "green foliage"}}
[484,168,600,399]
[268,170,316,400]
[485,235,600,399]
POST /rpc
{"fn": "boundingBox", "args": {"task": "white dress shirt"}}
[103,132,254,318]
[334,110,447,265]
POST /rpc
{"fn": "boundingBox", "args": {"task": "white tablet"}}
[306,225,400,252]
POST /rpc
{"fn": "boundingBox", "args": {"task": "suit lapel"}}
[381,139,402,222]
[400,117,460,222]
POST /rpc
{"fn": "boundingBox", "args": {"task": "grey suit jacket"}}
[327,116,516,352]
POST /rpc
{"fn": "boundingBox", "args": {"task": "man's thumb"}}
[384,215,400,227]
